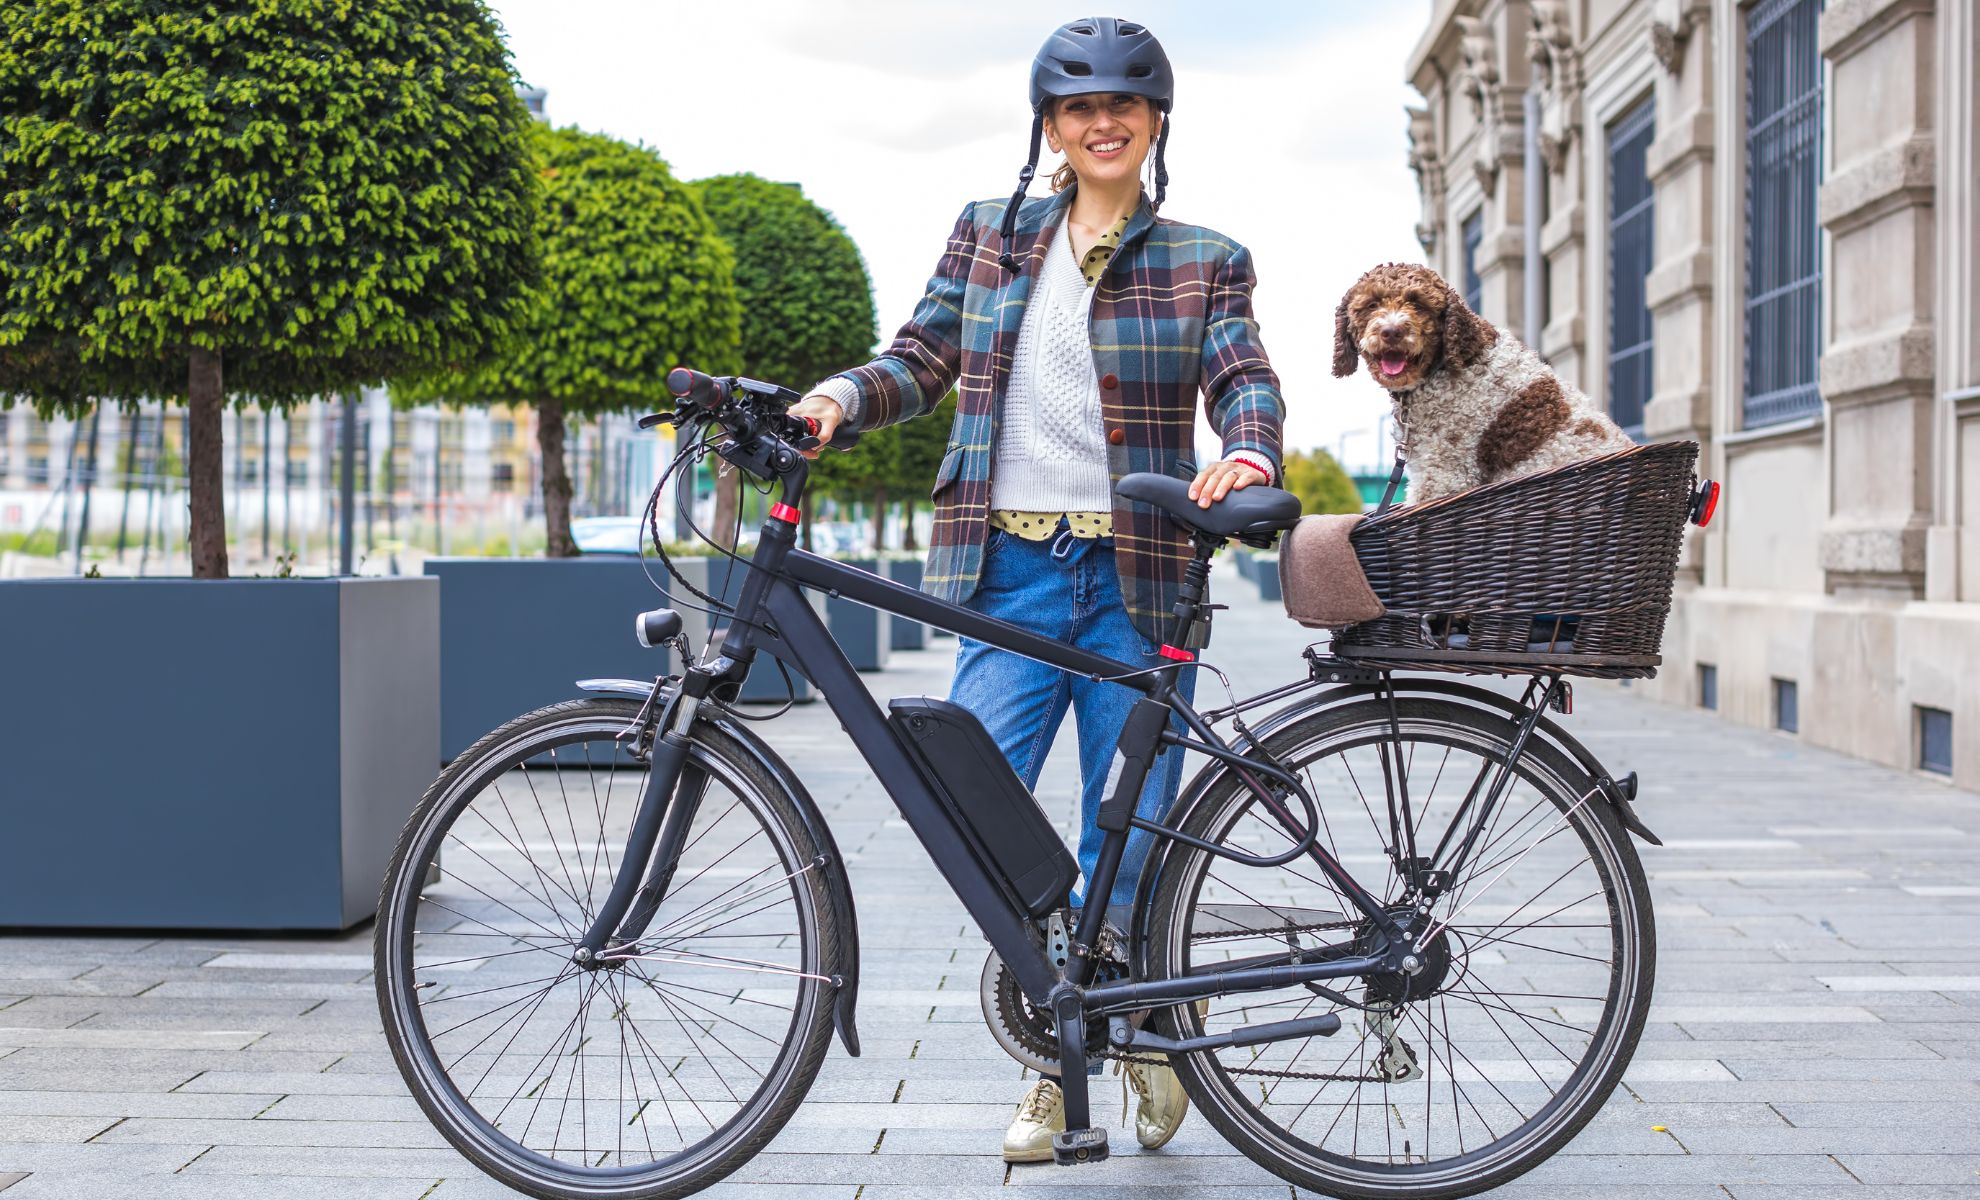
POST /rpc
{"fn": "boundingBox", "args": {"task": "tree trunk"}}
[870,486,887,551]
[902,498,918,552]
[537,397,578,557]
[711,468,740,551]
[187,347,229,579]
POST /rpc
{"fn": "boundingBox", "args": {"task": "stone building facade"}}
[1404,0,1976,786]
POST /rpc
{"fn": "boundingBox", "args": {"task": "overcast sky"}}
[484,0,1432,471]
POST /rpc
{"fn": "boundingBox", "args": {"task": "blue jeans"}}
[948,527,1198,916]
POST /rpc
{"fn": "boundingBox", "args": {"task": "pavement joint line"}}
[83,1116,125,1143]
[416,1182,443,1200]
[0,1173,28,1193]
[168,1071,205,1094]
[251,1094,288,1119]
[1829,1153,1863,1183]
[173,1145,214,1174]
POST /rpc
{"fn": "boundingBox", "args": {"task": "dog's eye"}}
[1401,289,1425,307]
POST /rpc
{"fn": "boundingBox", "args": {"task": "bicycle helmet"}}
[998,17,1175,271]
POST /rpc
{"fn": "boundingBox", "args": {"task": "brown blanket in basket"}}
[1279,514,1385,629]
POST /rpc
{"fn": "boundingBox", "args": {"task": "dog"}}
[1332,263,1635,504]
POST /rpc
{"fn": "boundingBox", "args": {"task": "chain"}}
[1099,1045,1389,1083]
[1187,919,1359,943]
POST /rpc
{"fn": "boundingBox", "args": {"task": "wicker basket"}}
[1334,441,1700,678]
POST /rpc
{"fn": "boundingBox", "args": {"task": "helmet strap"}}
[999,110,1045,273]
[1152,112,1171,211]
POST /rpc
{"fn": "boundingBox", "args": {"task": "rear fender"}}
[577,679,862,1057]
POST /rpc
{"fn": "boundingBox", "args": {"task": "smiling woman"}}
[781,14,1288,1165]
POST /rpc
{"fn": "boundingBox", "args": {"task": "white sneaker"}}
[1119,1058,1190,1149]
[1002,1077,1064,1163]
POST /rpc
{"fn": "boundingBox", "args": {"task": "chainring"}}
[980,948,1064,1073]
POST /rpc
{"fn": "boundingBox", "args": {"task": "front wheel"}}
[375,698,840,1200]
[1145,698,1654,1200]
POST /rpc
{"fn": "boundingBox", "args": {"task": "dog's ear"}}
[1440,284,1497,370]
[1332,289,1359,377]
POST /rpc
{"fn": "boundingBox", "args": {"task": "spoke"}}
[459,801,591,929]
[425,970,575,1008]
[488,779,595,930]
[636,977,789,1047]
[414,944,563,973]
[434,863,571,946]
[429,967,575,1046]
[1442,987,1594,1037]
[520,767,591,928]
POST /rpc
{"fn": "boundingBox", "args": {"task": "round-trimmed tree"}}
[1283,448,1364,515]
[691,174,875,547]
[418,124,740,556]
[0,0,540,577]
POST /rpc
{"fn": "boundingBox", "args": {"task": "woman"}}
[792,17,1284,1162]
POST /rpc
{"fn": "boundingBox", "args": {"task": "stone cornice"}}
[1819,0,1935,64]
[1646,249,1715,311]
[1818,136,1936,236]
[1820,326,1936,408]
[1540,203,1585,254]
[1645,110,1716,182]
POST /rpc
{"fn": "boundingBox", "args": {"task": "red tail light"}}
[1690,480,1720,527]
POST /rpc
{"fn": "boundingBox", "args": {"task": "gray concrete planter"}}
[884,558,928,650]
[424,557,675,762]
[1254,554,1282,602]
[829,558,892,672]
[0,576,438,931]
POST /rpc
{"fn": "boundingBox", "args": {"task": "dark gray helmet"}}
[998,17,1174,272]
[1029,17,1174,113]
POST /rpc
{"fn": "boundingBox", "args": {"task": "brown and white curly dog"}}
[1333,263,1634,504]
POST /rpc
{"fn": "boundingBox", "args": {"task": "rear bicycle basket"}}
[1335,441,1700,679]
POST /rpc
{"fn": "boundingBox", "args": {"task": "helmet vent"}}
[1128,64,1151,77]
[1118,22,1145,35]
[1068,22,1096,35]
[1060,60,1093,76]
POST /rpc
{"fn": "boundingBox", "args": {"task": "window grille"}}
[1607,97,1656,439]
[1461,209,1484,313]
[1744,0,1824,427]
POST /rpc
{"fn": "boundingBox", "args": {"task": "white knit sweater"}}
[989,221,1112,513]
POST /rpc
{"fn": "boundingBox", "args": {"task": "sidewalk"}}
[1,564,1976,1198]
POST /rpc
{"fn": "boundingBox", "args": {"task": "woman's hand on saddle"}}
[788,395,845,459]
[1189,459,1269,508]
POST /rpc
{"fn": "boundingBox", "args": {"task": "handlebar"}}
[641,367,822,494]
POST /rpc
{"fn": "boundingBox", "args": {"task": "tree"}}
[416,125,740,555]
[690,174,876,548]
[1282,448,1364,516]
[0,0,539,577]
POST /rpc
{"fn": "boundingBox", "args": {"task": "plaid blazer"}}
[829,187,1284,646]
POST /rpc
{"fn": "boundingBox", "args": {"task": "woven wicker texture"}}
[1333,441,1701,679]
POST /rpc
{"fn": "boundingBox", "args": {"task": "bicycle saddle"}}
[1116,472,1303,539]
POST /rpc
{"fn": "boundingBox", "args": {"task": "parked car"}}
[571,516,645,555]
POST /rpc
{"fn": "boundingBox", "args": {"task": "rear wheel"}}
[375,698,839,1200]
[1146,698,1654,1200]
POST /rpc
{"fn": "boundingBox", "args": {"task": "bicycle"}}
[375,368,1679,1200]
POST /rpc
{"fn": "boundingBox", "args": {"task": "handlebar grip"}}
[667,366,724,411]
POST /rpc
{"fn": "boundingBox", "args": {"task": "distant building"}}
[517,84,548,122]
[1404,0,1976,787]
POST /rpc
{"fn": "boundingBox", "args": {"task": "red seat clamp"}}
[1158,644,1194,662]
[770,503,800,524]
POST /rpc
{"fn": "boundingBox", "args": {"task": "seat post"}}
[1161,533,1223,653]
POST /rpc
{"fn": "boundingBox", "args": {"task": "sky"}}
[484,0,1434,472]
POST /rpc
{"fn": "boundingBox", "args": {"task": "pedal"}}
[1051,1126,1109,1165]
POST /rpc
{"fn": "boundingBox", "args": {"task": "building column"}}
[1455,3,1536,329]
[1931,0,1979,603]
[1530,0,1587,384]
[1816,0,1937,600]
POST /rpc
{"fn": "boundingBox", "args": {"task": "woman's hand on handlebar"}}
[788,395,844,459]
[1189,459,1269,508]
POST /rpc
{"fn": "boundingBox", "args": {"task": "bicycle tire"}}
[1145,697,1654,1200]
[375,698,840,1200]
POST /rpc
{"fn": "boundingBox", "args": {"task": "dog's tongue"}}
[1379,353,1409,377]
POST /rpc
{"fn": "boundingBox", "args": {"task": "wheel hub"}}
[1357,906,1455,1005]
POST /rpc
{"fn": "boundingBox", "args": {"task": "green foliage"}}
[1281,448,1364,515]
[415,124,740,414]
[0,0,541,411]
[690,174,875,389]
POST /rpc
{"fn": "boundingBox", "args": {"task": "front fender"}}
[577,678,862,1057]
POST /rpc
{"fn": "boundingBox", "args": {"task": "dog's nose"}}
[1378,325,1406,345]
